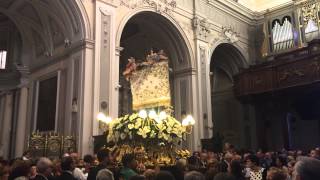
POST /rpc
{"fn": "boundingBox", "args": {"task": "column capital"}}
[16,65,30,77]
[16,65,30,88]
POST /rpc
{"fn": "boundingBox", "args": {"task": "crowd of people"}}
[1,143,320,180]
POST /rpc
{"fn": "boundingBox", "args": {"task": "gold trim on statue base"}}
[132,97,171,110]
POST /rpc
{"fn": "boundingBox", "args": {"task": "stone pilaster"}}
[14,87,28,157]
[1,92,13,159]
[14,65,30,157]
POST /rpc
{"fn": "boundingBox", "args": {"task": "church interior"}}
[0,0,320,179]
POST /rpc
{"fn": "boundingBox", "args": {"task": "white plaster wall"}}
[239,0,292,11]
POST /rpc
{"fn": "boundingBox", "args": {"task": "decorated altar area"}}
[98,50,195,166]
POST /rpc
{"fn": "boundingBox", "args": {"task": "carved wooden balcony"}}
[234,39,320,97]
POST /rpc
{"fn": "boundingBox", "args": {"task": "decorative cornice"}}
[221,26,240,44]
[29,39,95,73]
[16,65,30,77]
[206,0,264,24]
[16,65,30,87]
[192,17,211,41]
[97,0,118,8]
[0,90,14,96]
[120,0,177,14]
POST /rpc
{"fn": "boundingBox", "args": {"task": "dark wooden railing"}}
[235,39,320,97]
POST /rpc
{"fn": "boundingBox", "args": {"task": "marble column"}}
[1,93,13,159]
[15,87,28,157]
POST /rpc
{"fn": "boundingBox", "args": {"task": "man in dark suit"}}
[87,149,111,180]
[58,156,77,180]
[34,157,53,180]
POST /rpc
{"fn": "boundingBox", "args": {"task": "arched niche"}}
[0,0,89,69]
[118,11,193,121]
[210,43,250,148]
[0,0,91,157]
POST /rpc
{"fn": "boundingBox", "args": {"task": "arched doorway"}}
[210,43,249,148]
[0,0,88,158]
[118,12,192,118]
[0,0,87,67]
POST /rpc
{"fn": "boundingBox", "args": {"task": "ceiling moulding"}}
[236,0,293,12]
[259,1,294,14]
[207,0,297,24]
[206,0,265,25]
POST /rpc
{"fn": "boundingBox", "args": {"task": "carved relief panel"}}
[120,0,177,14]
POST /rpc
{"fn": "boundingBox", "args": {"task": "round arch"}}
[115,8,194,68]
[73,0,92,40]
[209,41,249,148]
[0,0,90,66]
[209,40,249,69]
[116,9,195,118]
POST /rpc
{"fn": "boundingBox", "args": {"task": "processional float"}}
[98,50,194,166]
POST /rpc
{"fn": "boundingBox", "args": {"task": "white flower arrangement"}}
[107,112,187,146]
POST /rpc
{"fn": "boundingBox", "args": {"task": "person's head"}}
[10,160,31,178]
[213,172,236,180]
[60,156,75,172]
[287,160,296,176]
[185,171,205,180]
[70,153,79,162]
[84,154,94,163]
[205,168,218,180]
[265,152,272,159]
[216,162,228,173]
[30,164,37,177]
[207,159,218,169]
[193,152,200,158]
[122,154,137,169]
[224,143,231,150]
[293,157,320,180]
[36,157,53,177]
[232,154,242,161]
[297,150,303,156]
[207,151,216,160]
[224,153,233,163]
[187,156,199,171]
[22,150,31,158]
[144,169,156,180]
[257,151,265,159]
[0,160,10,177]
[229,160,244,178]
[267,167,287,180]
[200,152,208,161]
[310,149,320,159]
[176,158,187,171]
[275,156,287,167]
[246,154,259,168]
[97,168,114,180]
[97,149,110,164]
[155,171,175,180]
[84,154,95,166]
